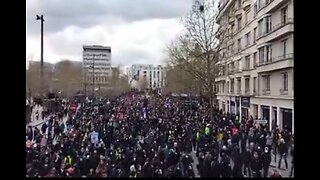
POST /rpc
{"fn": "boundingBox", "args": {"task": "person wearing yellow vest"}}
[218,132,223,142]
[64,155,73,166]
[205,124,210,136]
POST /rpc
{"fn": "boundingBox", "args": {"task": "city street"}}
[189,148,293,177]
[26,0,294,177]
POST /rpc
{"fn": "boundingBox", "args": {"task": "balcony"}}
[215,75,227,82]
[256,53,294,73]
[253,90,257,95]
[280,89,288,95]
[242,0,251,10]
[234,68,242,73]
[244,89,251,96]
[235,8,242,17]
[242,66,250,71]
[229,16,235,24]
[262,89,270,95]
[265,0,290,14]
[228,70,234,75]
[257,18,294,43]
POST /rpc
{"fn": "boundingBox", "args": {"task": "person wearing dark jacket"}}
[27,126,34,141]
[289,143,294,177]
[210,157,220,177]
[232,148,243,177]
[220,153,231,177]
[278,138,288,169]
[261,147,271,177]
[242,147,251,177]
[41,122,47,134]
[250,151,262,178]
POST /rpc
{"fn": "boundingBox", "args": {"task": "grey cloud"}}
[27,0,193,35]
[112,49,157,66]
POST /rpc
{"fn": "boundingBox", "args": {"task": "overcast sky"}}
[26,0,194,68]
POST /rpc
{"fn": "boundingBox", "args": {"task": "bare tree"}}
[53,60,82,97]
[165,64,196,94]
[167,0,229,119]
[138,75,149,92]
[109,67,131,97]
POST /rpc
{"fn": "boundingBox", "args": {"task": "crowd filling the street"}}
[26,91,294,178]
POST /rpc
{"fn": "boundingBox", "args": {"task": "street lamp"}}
[36,14,44,97]
[89,54,96,109]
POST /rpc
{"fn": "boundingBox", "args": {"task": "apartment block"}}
[127,64,167,91]
[215,0,294,132]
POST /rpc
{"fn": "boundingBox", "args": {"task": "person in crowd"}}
[26,91,293,177]
[278,138,289,169]
[261,147,271,177]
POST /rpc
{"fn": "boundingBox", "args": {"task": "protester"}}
[26,91,293,177]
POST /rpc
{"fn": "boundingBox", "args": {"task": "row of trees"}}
[26,60,130,98]
[166,0,230,119]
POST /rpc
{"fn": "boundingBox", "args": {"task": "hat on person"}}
[130,165,136,172]
[67,167,74,174]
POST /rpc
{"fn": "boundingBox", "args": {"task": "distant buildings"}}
[82,45,112,88]
[127,64,167,91]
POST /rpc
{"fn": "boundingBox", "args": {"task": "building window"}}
[258,19,263,36]
[258,47,265,64]
[282,39,287,56]
[244,10,249,24]
[237,0,242,8]
[257,0,263,10]
[281,6,288,24]
[253,77,257,93]
[245,78,250,93]
[231,24,235,35]
[253,27,257,42]
[237,17,242,30]
[265,16,272,33]
[266,45,272,62]
[231,79,234,93]
[227,82,230,93]
[222,82,225,93]
[282,72,288,91]
[231,43,235,54]
[237,78,241,93]
[245,55,250,69]
[245,32,250,47]
[264,75,270,91]
[237,38,241,52]
[231,62,235,72]
[253,52,257,67]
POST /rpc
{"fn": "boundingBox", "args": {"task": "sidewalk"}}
[269,152,293,177]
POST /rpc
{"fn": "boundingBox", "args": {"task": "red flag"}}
[232,128,238,135]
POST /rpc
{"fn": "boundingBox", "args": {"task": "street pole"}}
[91,55,95,110]
[36,15,44,97]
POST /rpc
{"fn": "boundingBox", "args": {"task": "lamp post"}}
[36,14,44,97]
[89,54,96,109]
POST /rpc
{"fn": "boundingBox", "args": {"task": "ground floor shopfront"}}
[217,95,294,133]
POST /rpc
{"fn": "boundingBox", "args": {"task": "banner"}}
[90,131,99,144]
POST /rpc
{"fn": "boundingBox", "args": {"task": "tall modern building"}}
[215,0,294,131]
[127,64,167,90]
[82,45,112,92]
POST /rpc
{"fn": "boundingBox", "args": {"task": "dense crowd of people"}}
[26,91,294,177]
